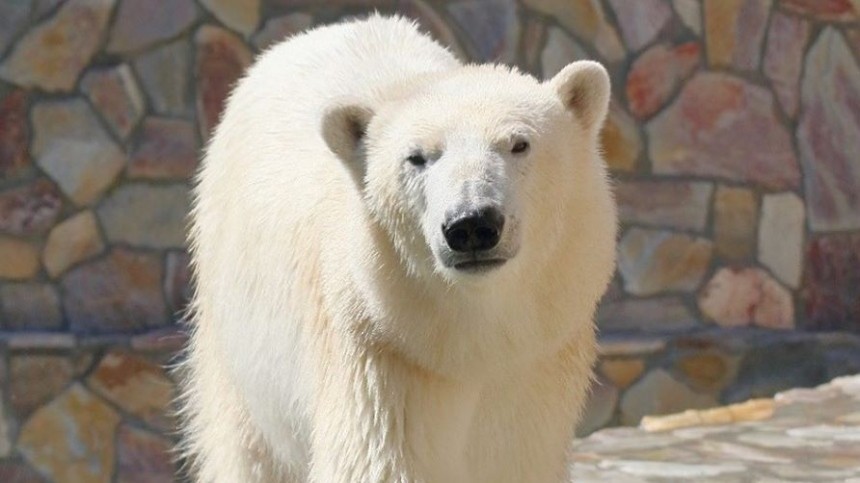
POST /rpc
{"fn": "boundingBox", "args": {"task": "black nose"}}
[443,207,505,253]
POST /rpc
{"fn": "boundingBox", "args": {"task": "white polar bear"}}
[180,14,617,483]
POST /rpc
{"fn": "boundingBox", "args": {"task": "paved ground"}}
[571,375,860,482]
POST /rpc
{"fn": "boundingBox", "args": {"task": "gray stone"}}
[758,192,805,288]
[0,0,32,57]
[447,0,519,63]
[107,0,198,53]
[620,369,717,425]
[98,184,190,249]
[0,283,62,330]
[608,0,673,51]
[31,98,125,206]
[252,13,313,51]
[598,296,697,333]
[673,0,702,34]
[133,39,192,116]
[542,27,589,78]
[577,376,619,436]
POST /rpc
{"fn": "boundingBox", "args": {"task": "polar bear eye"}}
[511,140,530,154]
[406,152,428,167]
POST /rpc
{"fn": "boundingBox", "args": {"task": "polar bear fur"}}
[180,14,617,483]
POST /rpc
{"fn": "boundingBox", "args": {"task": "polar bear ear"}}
[322,100,375,165]
[548,61,610,134]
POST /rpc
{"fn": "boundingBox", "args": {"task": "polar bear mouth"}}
[453,258,507,273]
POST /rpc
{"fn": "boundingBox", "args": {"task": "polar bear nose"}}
[443,207,505,252]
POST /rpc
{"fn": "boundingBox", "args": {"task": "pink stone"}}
[782,0,859,22]
[0,0,115,92]
[797,28,860,231]
[195,25,253,140]
[0,179,62,236]
[129,117,198,179]
[698,267,794,330]
[802,234,860,332]
[0,89,30,178]
[0,461,43,483]
[608,0,673,51]
[763,12,809,118]
[647,73,800,189]
[116,425,176,483]
[626,42,701,119]
[61,249,167,332]
[81,65,145,141]
[615,180,712,232]
[252,13,313,51]
[107,0,198,53]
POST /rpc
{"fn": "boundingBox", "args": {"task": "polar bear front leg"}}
[308,346,424,483]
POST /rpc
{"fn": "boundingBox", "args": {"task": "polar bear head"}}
[323,61,611,283]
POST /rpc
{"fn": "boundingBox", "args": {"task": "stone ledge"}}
[571,374,860,481]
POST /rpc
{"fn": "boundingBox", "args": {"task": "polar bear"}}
[180,14,617,483]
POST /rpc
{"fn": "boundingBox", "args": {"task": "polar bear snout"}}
[442,206,505,253]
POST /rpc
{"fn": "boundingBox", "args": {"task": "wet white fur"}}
[180,14,617,483]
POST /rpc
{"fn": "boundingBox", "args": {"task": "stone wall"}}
[0,0,859,481]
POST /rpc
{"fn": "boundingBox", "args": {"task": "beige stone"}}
[618,228,713,295]
[0,0,115,92]
[31,98,125,205]
[18,384,120,483]
[523,0,625,61]
[759,192,805,287]
[87,351,176,431]
[601,102,641,173]
[600,359,645,389]
[0,236,39,280]
[43,211,105,277]
[200,0,259,36]
[714,186,759,260]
